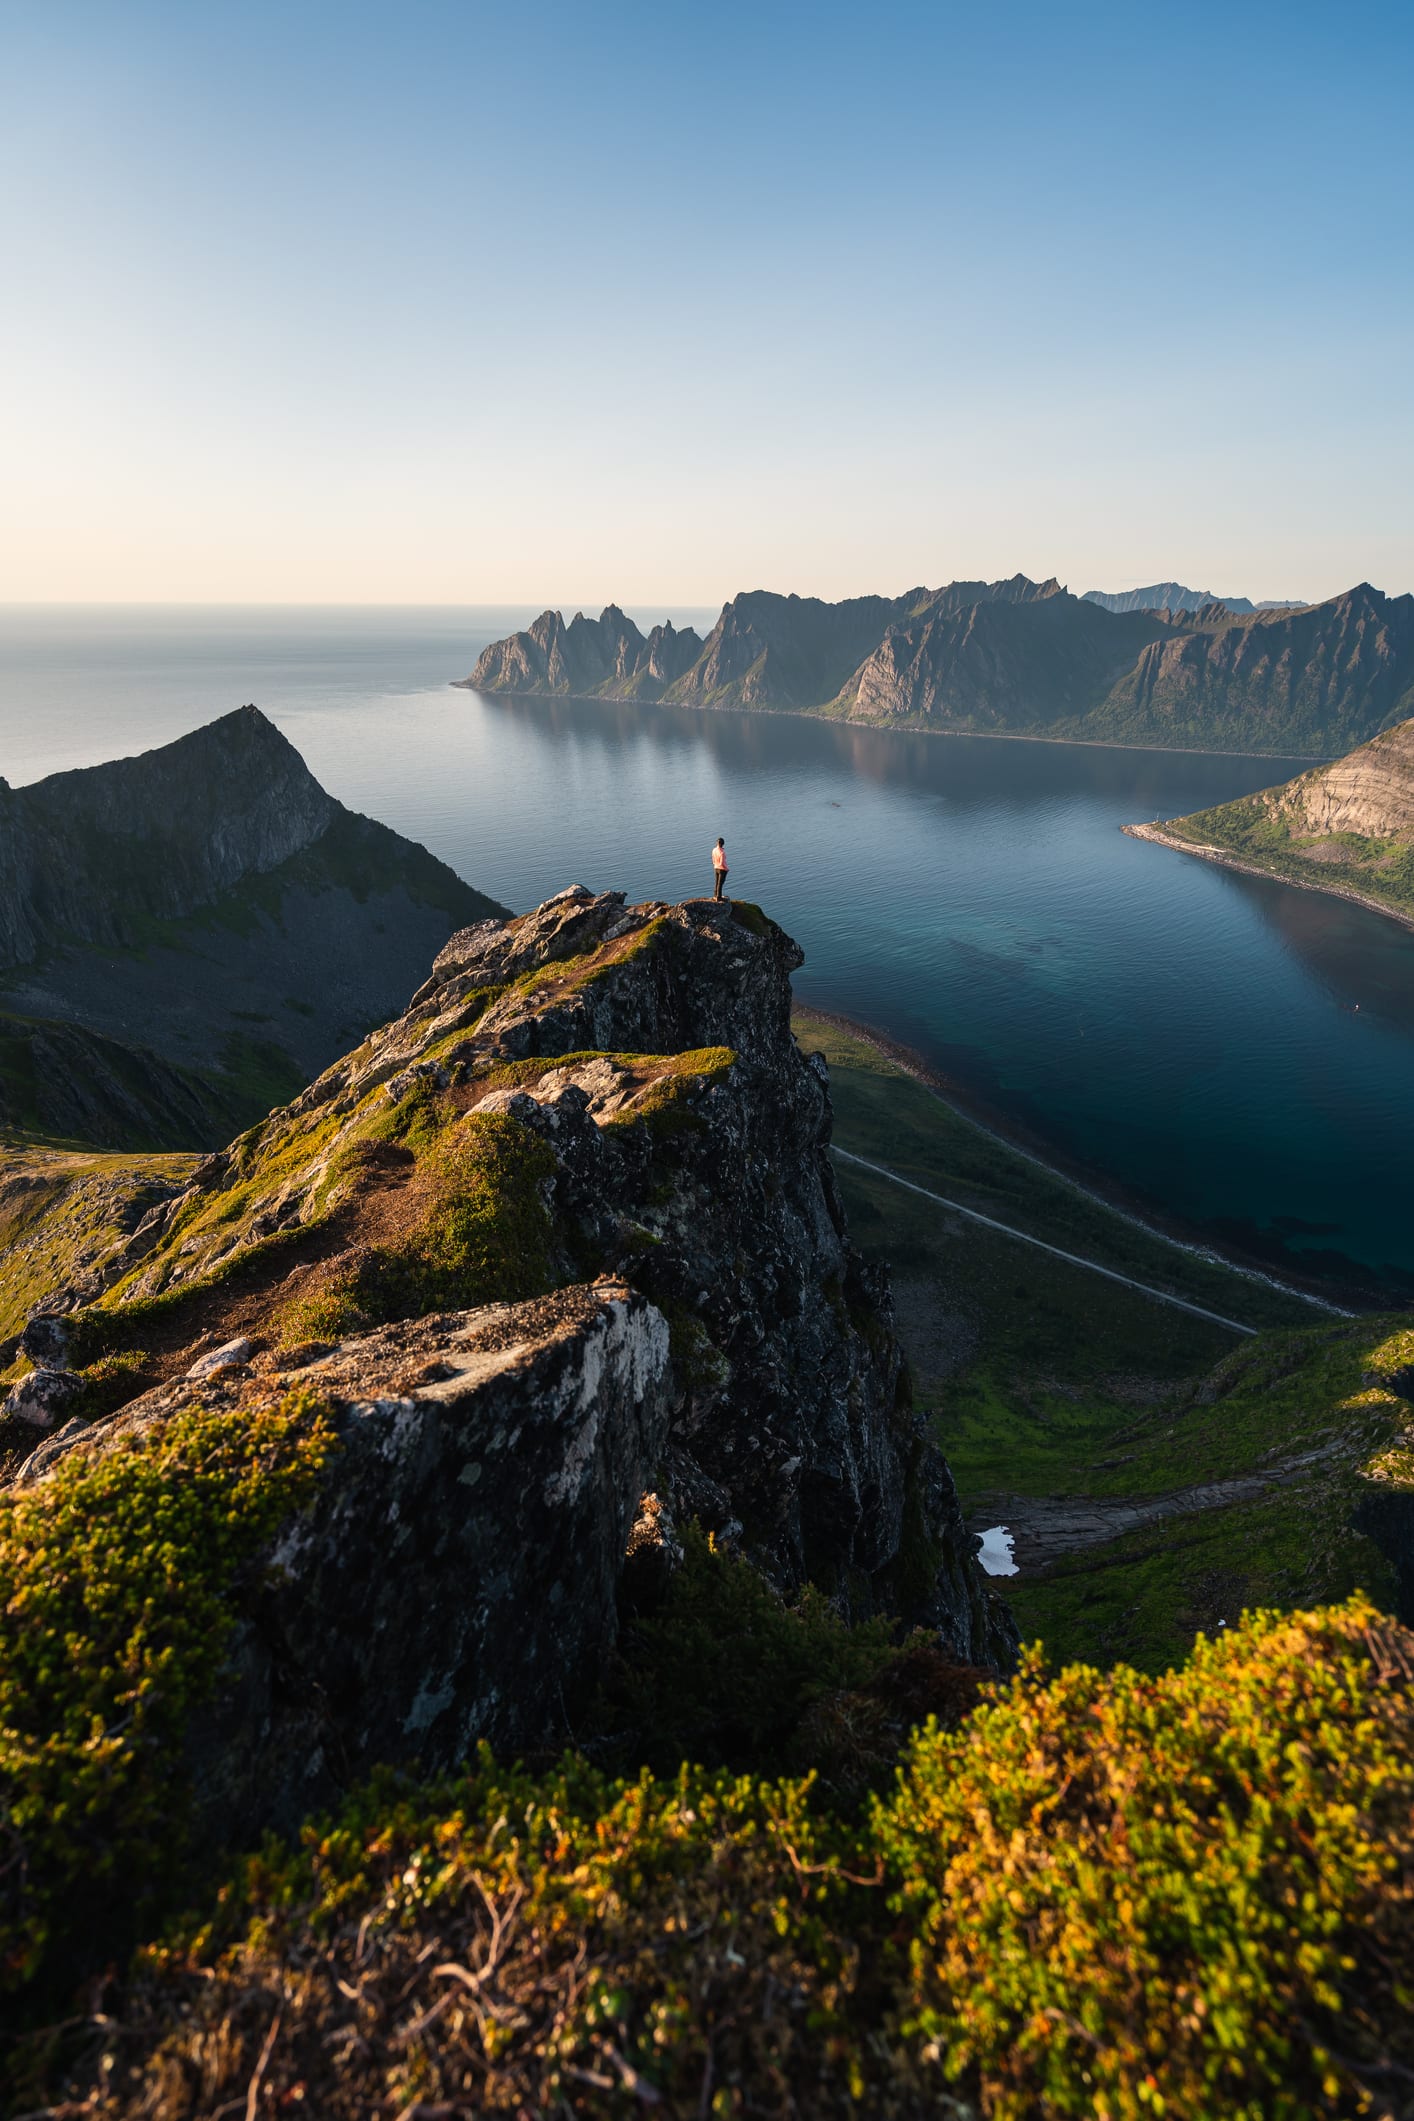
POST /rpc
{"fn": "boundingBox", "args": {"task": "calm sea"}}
[3,604,1412,1294]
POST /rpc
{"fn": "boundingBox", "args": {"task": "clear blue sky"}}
[3,0,1410,606]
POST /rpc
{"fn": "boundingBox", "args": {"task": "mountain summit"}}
[0,708,506,1146]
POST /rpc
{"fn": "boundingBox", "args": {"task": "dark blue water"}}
[4,606,1412,1292]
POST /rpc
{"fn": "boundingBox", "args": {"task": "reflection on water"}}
[1219,867,1414,1037]
[3,606,1414,1293]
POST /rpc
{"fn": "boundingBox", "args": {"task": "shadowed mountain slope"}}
[465,577,1414,754]
[1091,584,1414,753]
[0,707,506,1148]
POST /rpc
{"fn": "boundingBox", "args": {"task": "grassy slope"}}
[1157,792,1414,924]
[794,1009,1411,1669]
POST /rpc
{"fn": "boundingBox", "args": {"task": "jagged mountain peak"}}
[464,574,1414,752]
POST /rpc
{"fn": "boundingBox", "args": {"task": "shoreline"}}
[1123,822,1414,936]
[454,684,1332,765]
[793,1001,1350,1318]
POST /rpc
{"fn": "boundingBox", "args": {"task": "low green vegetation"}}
[43,1599,1414,2120]
[279,1110,559,1341]
[595,1524,984,1799]
[793,1011,1410,1670]
[0,1389,335,2000]
[0,1149,197,1347]
[1171,793,1414,921]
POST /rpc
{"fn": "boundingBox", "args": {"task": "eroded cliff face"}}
[2,887,1011,1846]
[844,588,1171,726]
[1267,717,1414,838]
[73,1282,675,1839]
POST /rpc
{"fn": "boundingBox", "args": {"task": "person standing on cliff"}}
[711,837,729,900]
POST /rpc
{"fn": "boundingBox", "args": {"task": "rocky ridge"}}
[464,577,1414,754]
[2,886,1010,1846]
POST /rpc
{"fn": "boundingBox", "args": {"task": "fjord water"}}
[4,605,1413,1292]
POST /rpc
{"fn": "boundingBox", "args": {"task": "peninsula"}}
[1126,713,1414,931]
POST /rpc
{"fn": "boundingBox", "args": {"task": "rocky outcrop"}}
[15,888,1011,1702]
[468,608,703,701]
[24,1282,673,1837]
[0,708,507,1148]
[464,578,1413,753]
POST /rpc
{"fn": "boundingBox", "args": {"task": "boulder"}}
[4,1365,85,1429]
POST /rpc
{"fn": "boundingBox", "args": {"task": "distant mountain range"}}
[1127,713,1414,929]
[0,707,504,1147]
[1082,583,1303,617]
[464,577,1414,756]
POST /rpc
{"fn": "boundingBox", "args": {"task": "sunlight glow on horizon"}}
[2,0,1410,609]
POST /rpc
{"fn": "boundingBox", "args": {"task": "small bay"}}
[3,604,1412,1291]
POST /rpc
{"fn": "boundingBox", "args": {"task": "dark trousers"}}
[713,869,726,899]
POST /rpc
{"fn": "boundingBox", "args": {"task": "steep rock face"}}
[664,589,927,709]
[1093,585,1414,751]
[21,1283,673,1838]
[1265,717,1414,839]
[467,608,703,700]
[23,888,1010,1677]
[845,588,1173,727]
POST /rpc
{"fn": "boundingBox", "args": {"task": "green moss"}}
[602,1048,735,1140]
[65,1218,323,1362]
[0,1389,335,1998]
[279,1111,558,1340]
[66,1350,157,1422]
[650,1297,730,1395]
[729,898,773,937]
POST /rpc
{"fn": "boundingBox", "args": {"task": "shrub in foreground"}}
[0,1391,335,1999]
[30,1599,1414,2120]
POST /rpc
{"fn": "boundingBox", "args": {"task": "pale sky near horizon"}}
[3,0,1411,610]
